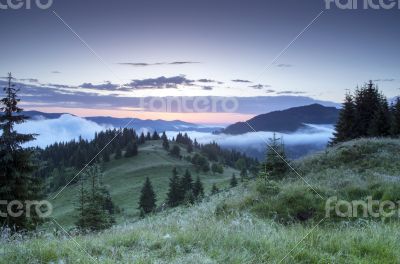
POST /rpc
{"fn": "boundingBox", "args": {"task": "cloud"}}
[276,90,306,95]
[125,75,194,89]
[232,79,252,83]
[79,81,120,90]
[372,78,395,82]
[249,84,272,89]
[118,61,199,67]
[19,78,39,83]
[197,79,215,83]
[202,86,213,90]
[51,71,61,74]
[166,124,334,152]
[276,63,293,68]
[16,114,111,148]
[265,89,275,94]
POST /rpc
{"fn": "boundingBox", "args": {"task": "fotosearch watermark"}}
[139,96,239,113]
[0,200,53,218]
[0,0,53,10]
[325,196,400,218]
[325,0,400,9]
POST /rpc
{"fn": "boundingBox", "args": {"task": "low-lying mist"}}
[16,114,333,158]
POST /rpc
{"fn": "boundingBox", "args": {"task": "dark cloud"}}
[197,79,215,83]
[276,63,293,68]
[51,71,61,74]
[249,84,271,89]
[276,90,306,95]
[125,75,194,89]
[19,78,39,83]
[372,78,395,82]
[202,86,213,90]
[118,61,199,67]
[265,89,275,94]
[1,80,340,115]
[232,79,252,83]
[79,82,119,90]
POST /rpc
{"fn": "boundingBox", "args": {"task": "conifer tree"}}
[0,73,41,230]
[391,98,400,136]
[230,173,238,187]
[146,132,151,140]
[263,133,288,180]
[166,167,184,207]
[180,169,193,194]
[210,183,219,195]
[151,131,160,140]
[331,93,356,144]
[368,96,391,137]
[75,165,114,231]
[139,132,146,144]
[138,177,156,214]
[124,141,138,157]
[162,133,170,150]
[193,176,204,199]
[353,81,382,137]
[115,145,122,159]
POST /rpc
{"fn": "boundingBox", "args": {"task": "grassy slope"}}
[2,138,400,263]
[50,140,238,226]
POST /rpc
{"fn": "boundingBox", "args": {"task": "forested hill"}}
[220,104,339,135]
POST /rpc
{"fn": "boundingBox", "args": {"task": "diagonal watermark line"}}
[52,218,98,264]
[52,10,125,85]
[278,217,326,264]
[244,121,325,200]
[51,119,135,200]
[255,10,324,80]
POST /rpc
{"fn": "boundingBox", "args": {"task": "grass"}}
[49,140,239,227]
[2,137,400,263]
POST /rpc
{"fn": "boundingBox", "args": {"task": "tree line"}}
[332,81,400,144]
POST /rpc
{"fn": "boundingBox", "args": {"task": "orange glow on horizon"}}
[25,107,254,125]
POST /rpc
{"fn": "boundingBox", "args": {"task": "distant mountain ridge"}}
[21,111,221,133]
[220,104,339,135]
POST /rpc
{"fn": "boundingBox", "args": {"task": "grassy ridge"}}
[50,140,239,226]
[2,138,400,263]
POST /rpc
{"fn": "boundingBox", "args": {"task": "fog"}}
[16,114,111,148]
[16,115,334,158]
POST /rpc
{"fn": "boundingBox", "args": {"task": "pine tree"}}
[124,141,138,157]
[75,165,114,231]
[230,173,238,187]
[368,96,391,137]
[180,169,193,194]
[115,145,122,159]
[331,93,356,144]
[391,98,400,136]
[0,73,41,230]
[166,167,184,207]
[353,81,382,137]
[139,132,146,144]
[193,176,204,199]
[138,177,156,214]
[170,145,181,158]
[151,131,160,140]
[162,133,170,151]
[210,183,219,195]
[263,133,288,180]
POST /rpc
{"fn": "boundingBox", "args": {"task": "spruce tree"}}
[115,145,122,159]
[0,73,41,230]
[162,133,170,150]
[230,173,238,187]
[138,177,157,214]
[166,167,183,207]
[353,81,382,137]
[331,93,356,144]
[75,165,114,231]
[391,98,400,136]
[193,176,204,199]
[124,141,138,157]
[210,183,219,195]
[368,96,391,137]
[263,133,288,180]
[180,169,193,194]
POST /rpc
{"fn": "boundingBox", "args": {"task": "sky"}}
[0,0,399,124]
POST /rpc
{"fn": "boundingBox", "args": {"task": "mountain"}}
[22,111,221,133]
[220,104,340,135]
